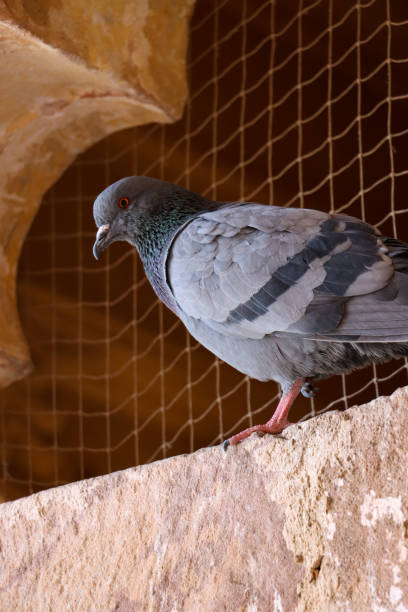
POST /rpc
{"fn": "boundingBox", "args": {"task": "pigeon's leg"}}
[223,378,304,450]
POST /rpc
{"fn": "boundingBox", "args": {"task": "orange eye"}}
[118,197,130,209]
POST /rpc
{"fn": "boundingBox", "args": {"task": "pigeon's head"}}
[92,176,208,260]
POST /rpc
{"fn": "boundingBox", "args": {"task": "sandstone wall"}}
[1,388,407,611]
[0,0,195,386]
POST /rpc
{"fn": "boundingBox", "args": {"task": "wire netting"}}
[2,0,408,500]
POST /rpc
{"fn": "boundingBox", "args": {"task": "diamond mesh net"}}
[2,0,408,500]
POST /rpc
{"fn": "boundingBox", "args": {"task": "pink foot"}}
[223,377,304,450]
[223,420,293,449]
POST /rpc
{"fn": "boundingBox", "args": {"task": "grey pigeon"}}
[93,176,408,448]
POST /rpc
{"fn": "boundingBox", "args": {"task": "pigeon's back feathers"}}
[169,204,330,330]
[167,203,404,342]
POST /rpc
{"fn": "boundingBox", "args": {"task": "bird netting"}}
[2,0,408,500]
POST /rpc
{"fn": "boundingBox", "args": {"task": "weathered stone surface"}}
[1,388,408,610]
[0,0,195,385]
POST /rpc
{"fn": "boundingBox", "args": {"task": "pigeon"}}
[93,176,408,449]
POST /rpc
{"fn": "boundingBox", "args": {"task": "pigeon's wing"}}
[308,235,408,342]
[167,204,396,341]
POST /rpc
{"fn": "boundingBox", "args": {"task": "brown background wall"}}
[2,0,408,500]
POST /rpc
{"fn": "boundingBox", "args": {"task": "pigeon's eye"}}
[118,197,130,209]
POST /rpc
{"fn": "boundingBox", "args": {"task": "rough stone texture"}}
[0,0,195,386]
[1,388,408,610]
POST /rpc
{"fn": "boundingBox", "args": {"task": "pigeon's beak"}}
[93,224,112,260]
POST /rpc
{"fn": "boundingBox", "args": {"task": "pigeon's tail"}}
[313,235,408,343]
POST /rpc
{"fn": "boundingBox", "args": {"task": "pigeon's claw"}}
[224,377,304,449]
[224,421,292,448]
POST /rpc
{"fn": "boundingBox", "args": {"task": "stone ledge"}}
[1,388,408,611]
